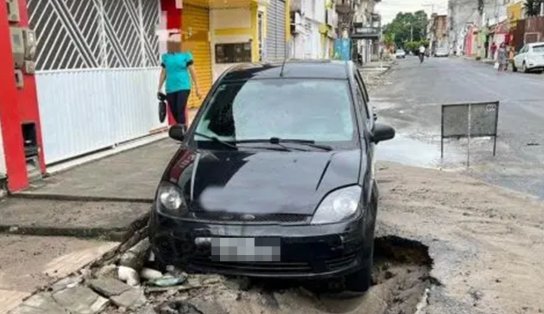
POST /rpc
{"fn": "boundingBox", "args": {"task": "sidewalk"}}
[19,138,178,202]
[0,135,181,312]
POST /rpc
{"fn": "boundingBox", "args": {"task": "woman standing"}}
[158,35,202,129]
[497,42,508,72]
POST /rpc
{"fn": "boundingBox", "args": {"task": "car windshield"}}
[532,45,544,53]
[192,79,357,149]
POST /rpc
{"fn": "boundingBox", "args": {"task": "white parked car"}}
[395,49,406,59]
[513,42,544,73]
[434,47,449,57]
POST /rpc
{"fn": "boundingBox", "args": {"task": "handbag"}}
[159,101,167,123]
[158,92,167,123]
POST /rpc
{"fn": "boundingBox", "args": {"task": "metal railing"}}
[28,0,160,71]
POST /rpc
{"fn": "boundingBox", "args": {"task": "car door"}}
[515,46,527,67]
[353,70,375,204]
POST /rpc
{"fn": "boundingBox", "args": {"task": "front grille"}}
[189,257,312,274]
[325,253,357,270]
[190,212,310,224]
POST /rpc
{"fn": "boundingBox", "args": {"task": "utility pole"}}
[411,24,413,42]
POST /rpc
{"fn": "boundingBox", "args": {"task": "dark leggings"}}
[167,90,191,124]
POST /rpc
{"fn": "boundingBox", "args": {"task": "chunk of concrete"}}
[140,268,163,281]
[136,305,157,314]
[110,288,147,310]
[157,301,202,314]
[52,286,109,314]
[94,264,117,279]
[89,277,132,297]
[51,276,83,292]
[12,293,68,314]
[119,238,150,270]
[118,265,140,286]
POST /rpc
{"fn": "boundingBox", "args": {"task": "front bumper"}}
[526,61,544,70]
[148,209,372,279]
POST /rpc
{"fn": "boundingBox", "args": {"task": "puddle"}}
[377,134,443,168]
[376,133,473,169]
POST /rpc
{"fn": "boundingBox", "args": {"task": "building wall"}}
[182,4,212,109]
[290,0,329,59]
[0,0,41,190]
[448,0,479,55]
[210,7,254,80]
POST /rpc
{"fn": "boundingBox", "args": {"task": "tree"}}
[383,10,428,48]
[383,32,395,49]
[524,0,543,16]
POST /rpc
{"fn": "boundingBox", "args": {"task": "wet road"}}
[372,56,544,199]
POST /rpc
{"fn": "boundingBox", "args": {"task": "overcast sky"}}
[376,0,448,24]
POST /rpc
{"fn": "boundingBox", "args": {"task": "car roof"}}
[221,60,351,81]
[529,42,544,47]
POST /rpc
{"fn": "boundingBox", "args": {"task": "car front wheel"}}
[512,62,517,72]
[345,263,372,292]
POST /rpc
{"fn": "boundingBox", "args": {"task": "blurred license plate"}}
[211,237,280,262]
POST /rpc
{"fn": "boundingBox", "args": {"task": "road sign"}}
[441,101,500,166]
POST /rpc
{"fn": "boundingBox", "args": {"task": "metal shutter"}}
[182,4,212,109]
[266,0,286,62]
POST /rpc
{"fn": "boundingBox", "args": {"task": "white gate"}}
[28,0,165,164]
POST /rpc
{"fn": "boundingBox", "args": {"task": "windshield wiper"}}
[272,138,333,151]
[237,138,333,151]
[234,139,291,151]
[193,132,237,150]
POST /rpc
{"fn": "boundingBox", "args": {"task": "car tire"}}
[345,191,377,293]
[512,62,517,72]
[344,261,372,292]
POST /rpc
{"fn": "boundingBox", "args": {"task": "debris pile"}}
[11,234,435,314]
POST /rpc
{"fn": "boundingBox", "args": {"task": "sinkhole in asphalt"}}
[152,236,436,314]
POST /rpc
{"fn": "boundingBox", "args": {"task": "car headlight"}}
[156,181,187,216]
[311,185,362,225]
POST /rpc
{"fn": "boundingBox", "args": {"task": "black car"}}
[149,61,395,292]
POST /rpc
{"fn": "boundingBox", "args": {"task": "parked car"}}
[512,42,544,73]
[434,47,449,57]
[395,49,406,59]
[148,61,395,292]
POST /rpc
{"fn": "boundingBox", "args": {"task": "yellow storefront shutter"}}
[182,5,212,109]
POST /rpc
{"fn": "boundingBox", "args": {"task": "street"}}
[374,55,544,199]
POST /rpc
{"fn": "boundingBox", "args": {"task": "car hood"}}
[165,149,362,215]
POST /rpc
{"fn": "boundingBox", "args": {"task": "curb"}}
[9,192,154,204]
[0,212,150,242]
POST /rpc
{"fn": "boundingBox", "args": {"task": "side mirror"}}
[371,123,395,143]
[169,124,186,141]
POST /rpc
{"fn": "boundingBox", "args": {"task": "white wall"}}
[292,0,327,60]
[36,68,163,164]
[210,8,253,81]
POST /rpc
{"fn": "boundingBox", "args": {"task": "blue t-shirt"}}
[161,52,193,93]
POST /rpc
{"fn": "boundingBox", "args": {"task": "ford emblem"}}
[241,214,256,221]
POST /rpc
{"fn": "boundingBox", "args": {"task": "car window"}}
[357,71,370,103]
[521,46,528,53]
[354,73,370,119]
[193,79,357,147]
[532,45,544,53]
